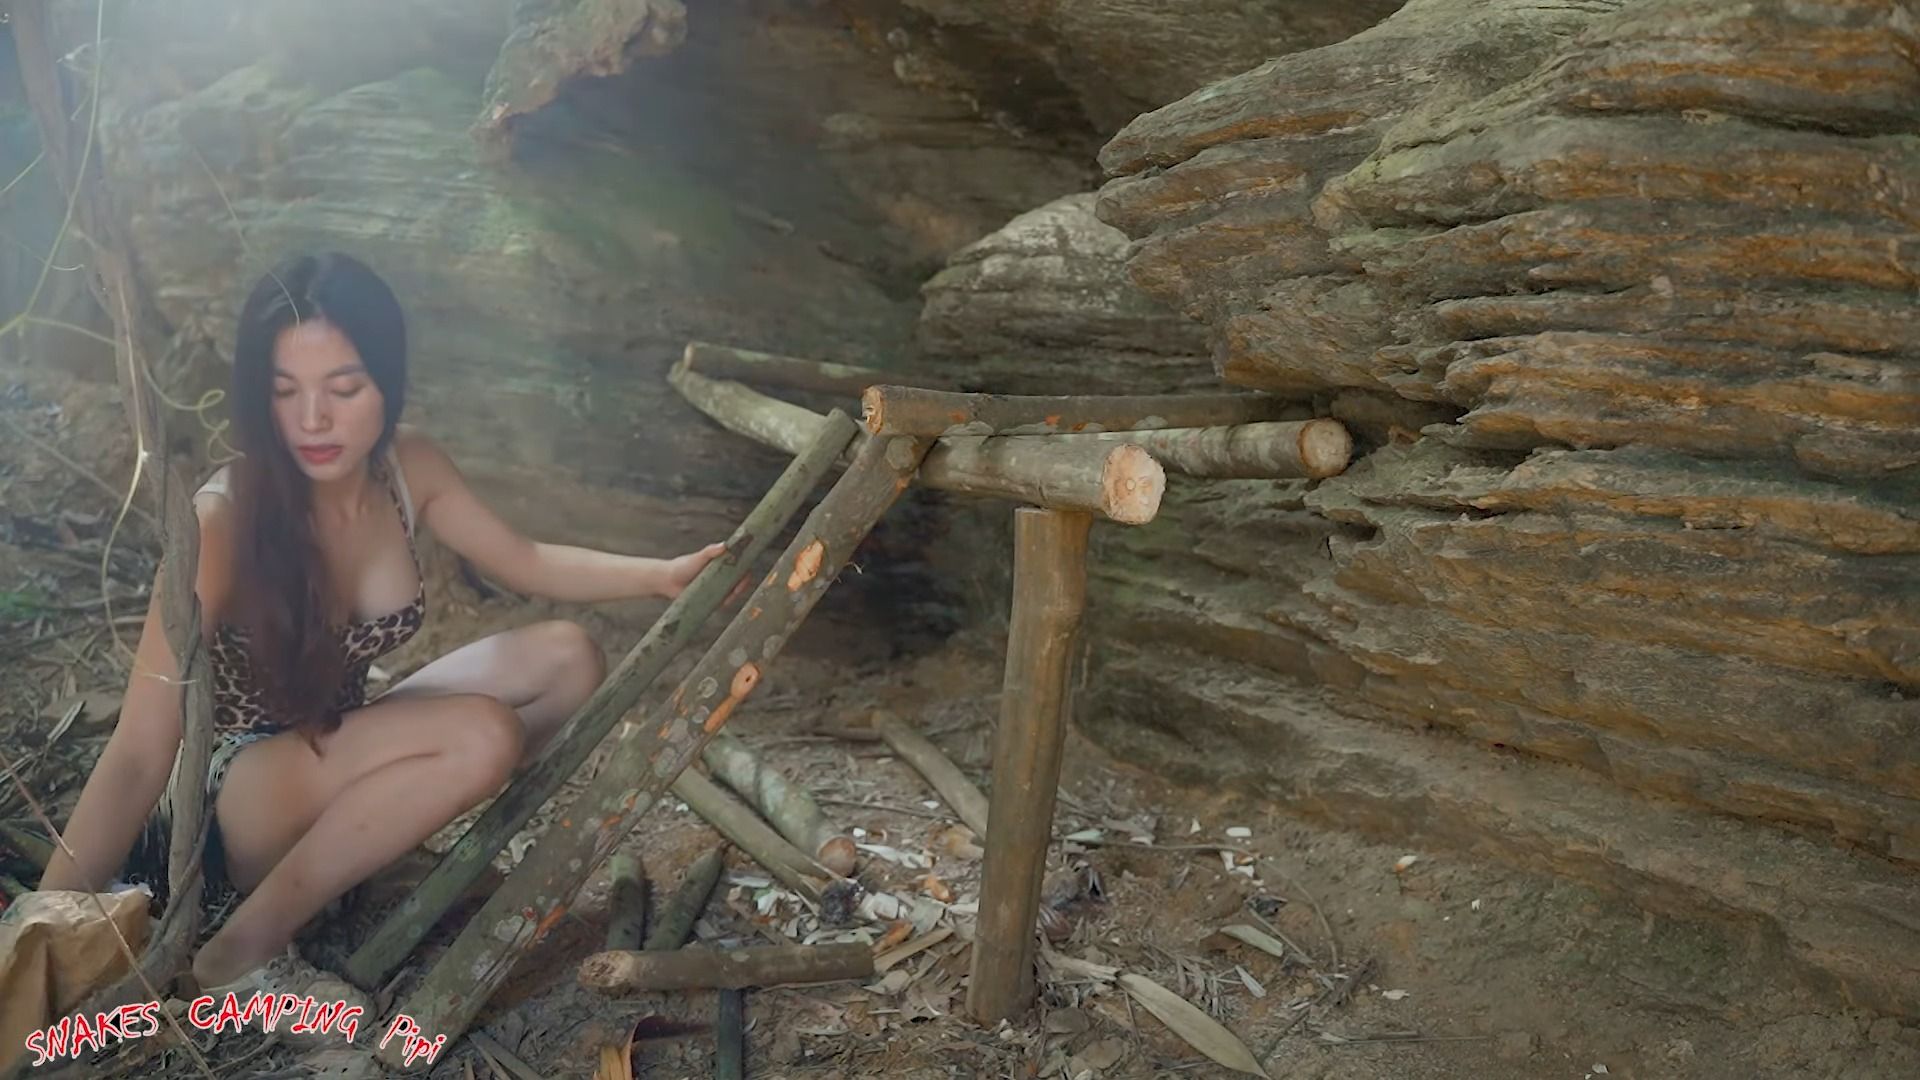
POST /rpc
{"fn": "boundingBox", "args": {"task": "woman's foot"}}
[192,946,374,1048]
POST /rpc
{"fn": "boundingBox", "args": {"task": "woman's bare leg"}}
[189,620,605,986]
[375,619,606,761]
[191,692,522,987]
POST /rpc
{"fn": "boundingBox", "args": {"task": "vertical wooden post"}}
[966,508,1092,1024]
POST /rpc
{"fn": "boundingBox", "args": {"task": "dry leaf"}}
[1393,854,1419,874]
[593,1043,633,1080]
[931,824,983,861]
[1076,1038,1126,1070]
[874,920,913,952]
[1118,973,1271,1078]
[1236,966,1266,999]
[1225,827,1252,839]
[1044,1008,1090,1035]
[919,874,953,903]
[875,925,954,972]
[1381,989,1409,1001]
[1219,925,1288,961]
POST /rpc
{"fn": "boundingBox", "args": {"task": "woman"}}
[39,252,725,1001]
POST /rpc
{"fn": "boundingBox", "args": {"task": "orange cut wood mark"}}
[787,540,826,591]
[532,904,569,943]
[748,606,762,621]
[1044,414,1061,426]
[948,409,968,424]
[703,663,763,732]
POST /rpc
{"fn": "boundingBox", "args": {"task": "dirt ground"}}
[4,409,1919,1080]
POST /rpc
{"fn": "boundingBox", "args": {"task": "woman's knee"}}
[531,619,605,691]
[441,693,524,789]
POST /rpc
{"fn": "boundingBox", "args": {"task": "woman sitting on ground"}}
[39,252,725,1001]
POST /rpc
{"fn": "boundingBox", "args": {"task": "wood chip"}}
[1219,924,1289,961]
[874,925,954,973]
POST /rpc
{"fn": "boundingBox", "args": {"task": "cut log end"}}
[860,386,885,435]
[1098,444,1167,525]
[815,835,859,877]
[1299,419,1354,479]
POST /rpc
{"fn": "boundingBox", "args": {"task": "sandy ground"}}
[4,409,1919,1080]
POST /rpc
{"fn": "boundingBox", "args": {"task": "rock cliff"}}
[922,0,1920,1013]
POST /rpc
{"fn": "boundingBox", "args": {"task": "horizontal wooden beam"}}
[1045,419,1352,479]
[861,384,1300,437]
[683,341,955,398]
[671,364,1166,524]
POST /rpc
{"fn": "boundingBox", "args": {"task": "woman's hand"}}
[657,542,729,600]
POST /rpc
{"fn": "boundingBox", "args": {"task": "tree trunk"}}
[862,385,1296,437]
[871,711,990,838]
[701,732,857,875]
[377,432,931,1068]
[671,367,1166,524]
[683,340,954,397]
[1041,419,1352,479]
[967,508,1091,1024]
[579,943,874,993]
[344,410,858,988]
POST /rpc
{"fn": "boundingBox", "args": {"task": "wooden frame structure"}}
[350,341,1353,1069]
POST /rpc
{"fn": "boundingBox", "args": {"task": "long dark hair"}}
[227,253,408,740]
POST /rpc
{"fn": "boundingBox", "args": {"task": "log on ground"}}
[702,731,857,875]
[642,845,725,952]
[862,384,1299,437]
[604,853,649,952]
[580,943,874,993]
[871,711,990,838]
[670,768,835,904]
[378,432,931,1067]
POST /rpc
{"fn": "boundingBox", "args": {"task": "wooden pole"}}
[683,341,955,397]
[376,432,931,1069]
[669,769,832,904]
[671,367,1167,525]
[343,411,858,988]
[966,508,1091,1025]
[862,385,1296,437]
[714,989,745,1080]
[579,943,874,994]
[641,845,725,952]
[1039,419,1353,480]
[604,854,648,952]
[871,711,990,838]
[701,731,857,875]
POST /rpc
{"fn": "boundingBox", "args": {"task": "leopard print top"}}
[200,448,426,735]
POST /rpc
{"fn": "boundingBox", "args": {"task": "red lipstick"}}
[298,445,342,466]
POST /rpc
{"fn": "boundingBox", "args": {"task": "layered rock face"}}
[923,0,1920,1012]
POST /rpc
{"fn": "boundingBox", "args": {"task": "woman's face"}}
[271,318,387,483]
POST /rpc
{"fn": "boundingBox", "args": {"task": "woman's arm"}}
[396,427,725,604]
[39,495,234,893]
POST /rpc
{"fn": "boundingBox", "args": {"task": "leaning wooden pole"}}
[966,508,1091,1024]
[863,385,1295,437]
[377,432,932,1069]
[344,411,860,988]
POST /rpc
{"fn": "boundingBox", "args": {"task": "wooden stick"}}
[967,508,1091,1025]
[642,845,725,952]
[671,367,1166,524]
[0,821,54,871]
[870,711,989,838]
[922,438,1164,525]
[715,989,745,1080]
[701,731,857,875]
[862,385,1296,437]
[604,854,648,952]
[580,943,874,994]
[1039,420,1353,480]
[379,432,932,1067]
[344,411,859,988]
[683,340,954,397]
[669,770,829,905]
